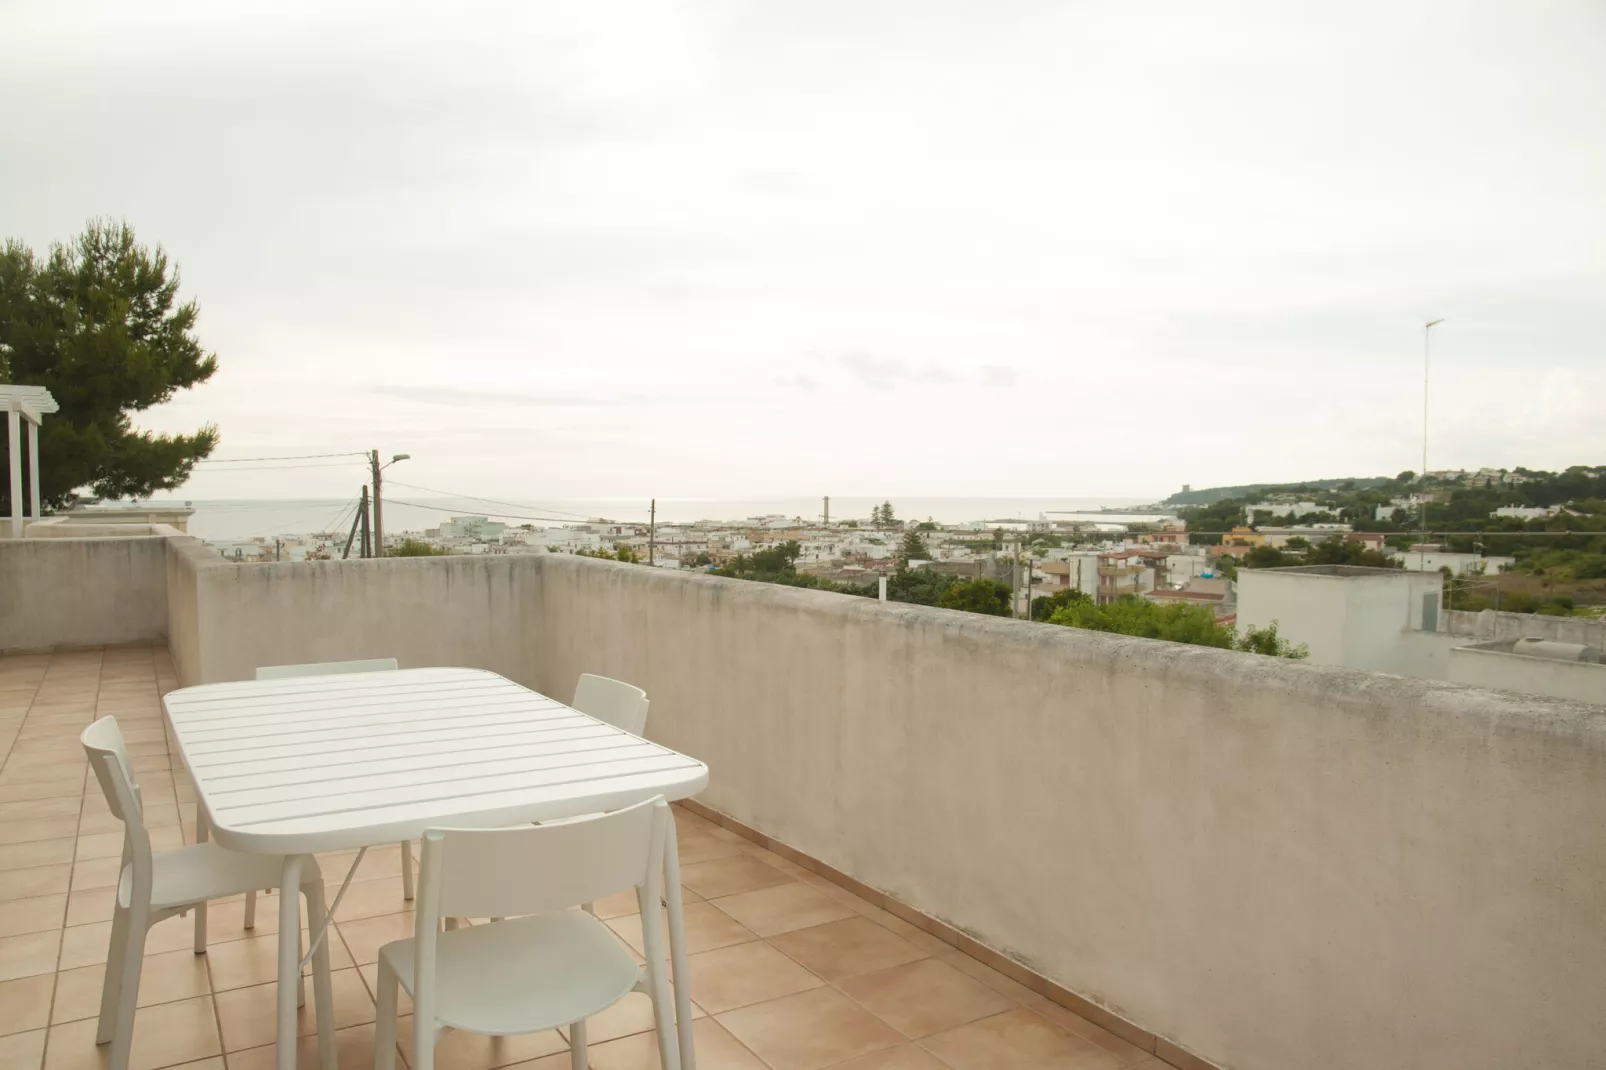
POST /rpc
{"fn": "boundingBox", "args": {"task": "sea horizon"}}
[136,495,1168,542]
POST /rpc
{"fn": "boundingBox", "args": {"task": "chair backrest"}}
[81,716,152,891]
[572,673,650,736]
[417,796,667,923]
[255,658,399,680]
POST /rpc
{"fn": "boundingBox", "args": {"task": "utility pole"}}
[359,485,371,558]
[1421,318,1445,555]
[275,538,281,562]
[823,496,830,525]
[648,499,656,566]
[370,449,384,558]
[342,489,363,560]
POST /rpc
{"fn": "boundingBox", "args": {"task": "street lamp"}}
[1420,319,1445,555]
[370,451,410,556]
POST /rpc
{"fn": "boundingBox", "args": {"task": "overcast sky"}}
[3,1,1602,502]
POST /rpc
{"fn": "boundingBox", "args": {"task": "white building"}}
[1491,505,1555,520]
[1236,565,1605,704]
[1392,549,1515,576]
[438,516,508,541]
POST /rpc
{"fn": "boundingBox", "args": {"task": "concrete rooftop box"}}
[1236,565,1444,674]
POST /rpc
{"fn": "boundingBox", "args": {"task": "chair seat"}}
[379,910,641,1035]
[122,842,320,911]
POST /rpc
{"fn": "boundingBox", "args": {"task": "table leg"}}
[276,855,304,1070]
[662,811,697,1070]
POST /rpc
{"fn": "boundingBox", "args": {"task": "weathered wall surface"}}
[534,553,1606,1070]
[1448,643,1606,704]
[165,539,545,686]
[1445,607,1606,647]
[0,536,168,650]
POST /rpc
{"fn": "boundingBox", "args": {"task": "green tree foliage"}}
[0,221,218,510]
[870,501,898,527]
[897,530,931,564]
[882,567,957,606]
[937,578,1012,616]
[1031,588,1090,621]
[1046,596,1307,658]
[1241,537,1402,570]
[388,538,447,557]
[1235,621,1308,658]
[576,544,640,563]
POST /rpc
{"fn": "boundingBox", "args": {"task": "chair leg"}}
[569,1019,588,1070]
[297,929,307,1009]
[637,886,681,1070]
[400,840,415,901]
[244,889,257,929]
[194,809,209,952]
[374,958,399,1070]
[411,1005,435,1070]
[304,879,337,1070]
[100,903,150,1070]
[95,902,132,1045]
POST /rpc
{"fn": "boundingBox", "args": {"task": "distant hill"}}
[1162,477,1395,507]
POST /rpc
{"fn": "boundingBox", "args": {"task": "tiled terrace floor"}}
[0,648,1163,1070]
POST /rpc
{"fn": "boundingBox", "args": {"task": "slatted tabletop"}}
[163,667,710,855]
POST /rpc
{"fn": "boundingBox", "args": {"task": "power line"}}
[382,480,603,522]
[186,461,371,472]
[195,452,370,464]
[383,497,648,527]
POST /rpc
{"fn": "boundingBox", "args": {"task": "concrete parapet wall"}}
[0,535,168,650]
[533,553,1606,1070]
[1445,607,1606,646]
[7,540,1606,1070]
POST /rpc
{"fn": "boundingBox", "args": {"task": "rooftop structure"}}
[1,526,1603,1070]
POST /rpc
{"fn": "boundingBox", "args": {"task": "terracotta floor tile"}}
[51,946,213,1025]
[709,882,858,938]
[396,1016,568,1069]
[767,917,926,982]
[314,875,410,923]
[933,948,1041,1004]
[0,797,79,822]
[829,1045,953,1070]
[674,831,750,866]
[0,894,66,938]
[204,927,354,991]
[558,986,703,1046]
[63,888,115,928]
[687,940,824,1014]
[0,864,71,903]
[839,958,1018,1039]
[0,780,83,805]
[0,819,79,847]
[679,856,794,900]
[67,856,122,893]
[44,994,221,1070]
[212,967,372,1052]
[225,1022,378,1070]
[920,1008,1125,1070]
[0,973,55,1035]
[333,911,417,965]
[0,1028,45,1070]
[0,838,75,871]
[717,986,904,1070]
[1026,1000,1152,1065]
[585,1017,766,1070]
[0,929,61,982]
[606,902,757,958]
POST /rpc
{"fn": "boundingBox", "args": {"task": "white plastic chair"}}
[82,717,336,1070]
[573,674,650,736]
[247,659,419,906]
[373,797,678,1070]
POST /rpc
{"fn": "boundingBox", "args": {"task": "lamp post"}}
[1420,319,1445,558]
[370,451,410,557]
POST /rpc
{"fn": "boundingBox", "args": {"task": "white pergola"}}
[2,385,59,538]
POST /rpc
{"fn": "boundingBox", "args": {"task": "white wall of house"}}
[1448,644,1606,704]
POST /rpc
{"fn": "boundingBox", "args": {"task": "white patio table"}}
[163,667,709,1070]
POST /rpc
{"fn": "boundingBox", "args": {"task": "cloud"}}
[368,385,634,408]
